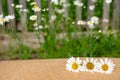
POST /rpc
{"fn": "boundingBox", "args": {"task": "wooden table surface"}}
[0,58,120,80]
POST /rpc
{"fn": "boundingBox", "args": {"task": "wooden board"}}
[0,58,120,80]
[0,0,3,14]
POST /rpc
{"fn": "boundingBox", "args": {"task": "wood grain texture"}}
[87,0,94,19]
[34,0,41,25]
[112,0,120,30]
[76,0,82,21]
[7,0,14,15]
[102,1,110,32]
[7,0,16,30]
[0,58,120,80]
[19,0,27,32]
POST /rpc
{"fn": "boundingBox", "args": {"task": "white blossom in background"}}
[32,5,41,12]
[63,3,70,8]
[87,21,95,29]
[20,9,28,12]
[35,25,43,30]
[90,16,99,25]
[4,15,15,22]
[46,8,49,11]
[38,25,43,29]
[55,8,64,14]
[103,18,109,23]
[31,2,37,5]
[30,15,37,21]
[92,0,97,2]
[98,30,102,33]
[4,16,10,22]
[89,5,95,10]
[42,9,46,12]
[83,6,86,9]
[27,0,30,2]
[33,22,38,27]
[60,0,65,4]
[51,0,59,5]
[15,5,23,9]
[45,25,49,28]
[105,0,112,4]
[0,14,4,25]
[41,18,45,21]
[77,20,86,25]
[72,21,75,24]
[74,0,83,7]
[8,15,15,20]
[11,3,15,7]
[50,15,56,22]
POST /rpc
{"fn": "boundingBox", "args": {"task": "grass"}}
[0,30,118,60]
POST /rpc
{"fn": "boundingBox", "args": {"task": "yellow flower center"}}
[89,22,93,25]
[102,64,109,71]
[33,6,40,11]
[31,2,36,5]
[61,0,65,2]
[80,22,83,24]
[0,18,4,22]
[72,62,78,70]
[86,62,94,70]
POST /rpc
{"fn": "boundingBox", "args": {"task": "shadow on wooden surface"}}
[0,58,120,80]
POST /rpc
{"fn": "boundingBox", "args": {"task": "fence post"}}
[0,0,3,14]
[19,0,27,32]
[48,0,55,31]
[112,0,120,32]
[87,0,94,19]
[63,0,69,19]
[7,0,16,30]
[34,0,41,25]
[75,0,82,21]
[102,1,110,32]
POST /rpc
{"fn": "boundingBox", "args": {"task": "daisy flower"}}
[27,0,30,2]
[0,14,4,25]
[4,16,10,22]
[60,0,65,4]
[105,0,112,4]
[77,20,86,25]
[32,5,41,12]
[87,21,95,29]
[11,3,15,7]
[90,16,99,25]
[92,0,97,2]
[50,15,56,22]
[8,15,15,20]
[35,25,43,30]
[89,5,95,10]
[97,58,115,74]
[30,15,37,21]
[82,58,98,73]
[20,9,28,12]
[31,2,37,6]
[103,18,109,23]
[66,57,82,72]
[51,0,59,5]
[74,0,83,7]
[16,5,22,8]
[33,22,38,27]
